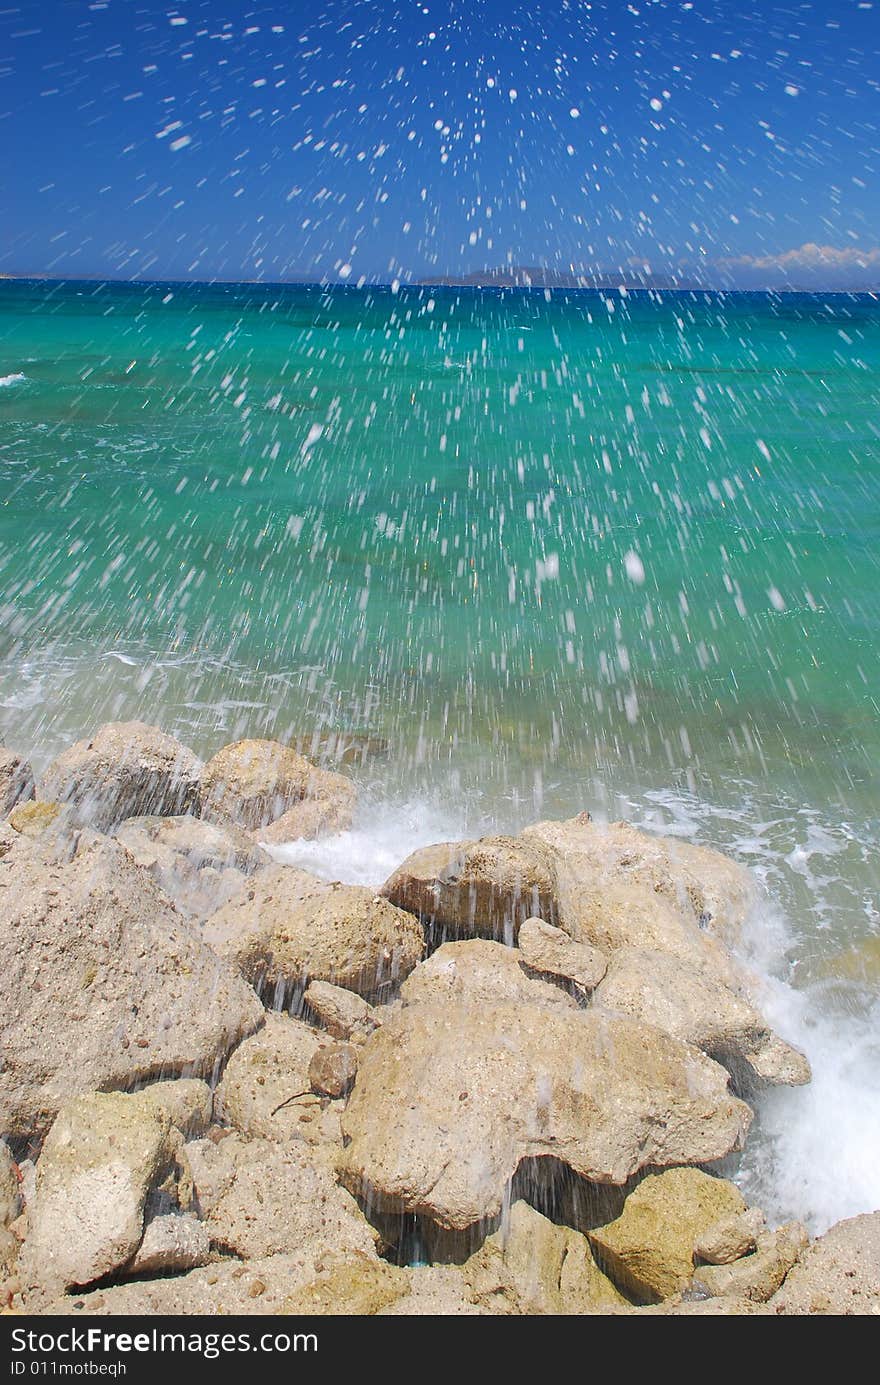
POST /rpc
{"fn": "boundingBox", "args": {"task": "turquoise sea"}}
[1,278,879,1227]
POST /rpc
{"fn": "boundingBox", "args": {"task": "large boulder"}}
[20,1092,184,1293]
[207,875,424,1001]
[215,1013,341,1148]
[339,1000,752,1230]
[592,946,810,1087]
[523,815,755,948]
[199,738,355,839]
[769,1213,880,1315]
[0,833,263,1137]
[114,814,270,919]
[380,835,558,943]
[522,816,750,988]
[0,748,34,819]
[400,939,579,1012]
[38,722,202,830]
[586,1167,747,1302]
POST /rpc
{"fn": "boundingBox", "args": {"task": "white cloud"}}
[720,242,880,272]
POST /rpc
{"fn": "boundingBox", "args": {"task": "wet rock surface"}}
[0,750,871,1319]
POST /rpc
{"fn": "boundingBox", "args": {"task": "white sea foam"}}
[0,372,26,387]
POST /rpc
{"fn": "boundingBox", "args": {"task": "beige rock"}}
[38,722,202,830]
[214,1013,340,1148]
[769,1213,880,1315]
[588,1168,746,1302]
[517,917,607,991]
[309,1043,358,1098]
[201,863,327,961]
[400,939,579,1012]
[695,1207,766,1265]
[125,1213,211,1276]
[203,1136,378,1263]
[522,817,748,989]
[0,1144,20,1227]
[7,801,64,839]
[36,1254,339,1316]
[593,946,810,1087]
[21,1092,181,1293]
[0,833,263,1138]
[256,774,356,843]
[282,1254,408,1316]
[523,815,755,948]
[694,1221,809,1302]
[614,1293,774,1315]
[339,1000,752,1230]
[114,814,269,919]
[304,980,381,1040]
[213,877,424,1001]
[0,748,34,819]
[380,835,558,942]
[133,1080,213,1139]
[199,738,355,837]
[381,1265,498,1316]
[466,1200,627,1314]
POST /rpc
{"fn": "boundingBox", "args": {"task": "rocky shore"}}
[0,725,877,1316]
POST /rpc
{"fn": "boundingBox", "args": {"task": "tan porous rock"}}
[211,876,424,1000]
[0,748,35,819]
[587,1167,747,1302]
[0,833,263,1138]
[38,722,202,830]
[523,815,755,948]
[200,737,355,838]
[201,863,327,962]
[769,1212,880,1315]
[466,1199,626,1314]
[125,1213,211,1277]
[37,1254,348,1316]
[309,1043,358,1099]
[282,1254,408,1316]
[203,1136,378,1263]
[592,946,810,1088]
[517,917,607,991]
[304,980,381,1040]
[339,1000,752,1230]
[400,938,579,1012]
[380,834,558,942]
[381,1266,497,1316]
[21,1092,182,1293]
[114,814,269,919]
[215,1013,339,1147]
[132,1080,213,1140]
[695,1206,766,1265]
[694,1221,808,1302]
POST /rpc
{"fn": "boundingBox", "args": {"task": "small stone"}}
[695,1207,766,1265]
[309,1044,358,1099]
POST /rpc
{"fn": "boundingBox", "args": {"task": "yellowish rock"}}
[588,1168,747,1303]
[7,802,61,838]
[282,1254,409,1316]
[466,1200,626,1314]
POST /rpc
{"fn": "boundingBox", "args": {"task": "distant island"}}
[416,266,701,290]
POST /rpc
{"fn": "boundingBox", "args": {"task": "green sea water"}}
[1,278,879,1226]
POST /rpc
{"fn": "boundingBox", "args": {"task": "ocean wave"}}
[0,372,26,388]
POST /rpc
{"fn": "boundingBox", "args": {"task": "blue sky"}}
[1,0,878,283]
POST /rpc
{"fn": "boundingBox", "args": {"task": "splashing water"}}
[2,278,879,1231]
